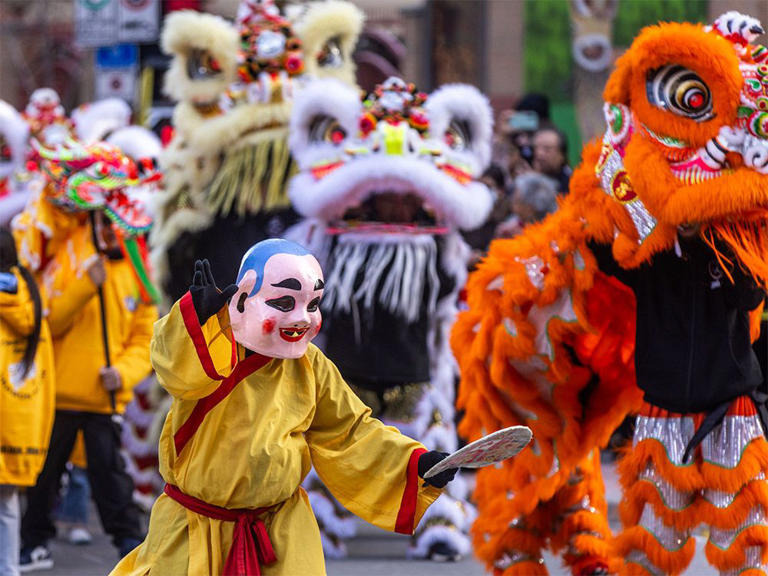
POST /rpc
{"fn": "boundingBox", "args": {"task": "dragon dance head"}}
[597,11,768,285]
[288,77,494,235]
[31,138,157,236]
[29,138,160,303]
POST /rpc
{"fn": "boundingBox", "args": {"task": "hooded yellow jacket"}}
[44,225,156,414]
[0,267,55,486]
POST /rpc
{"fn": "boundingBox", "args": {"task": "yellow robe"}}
[112,294,442,575]
[0,268,55,486]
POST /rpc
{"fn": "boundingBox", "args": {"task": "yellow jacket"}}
[12,193,82,273]
[112,295,442,575]
[0,267,55,486]
[44,225,156,414]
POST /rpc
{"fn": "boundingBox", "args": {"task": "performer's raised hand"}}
[418,450,458,488]
[189,259,237,325]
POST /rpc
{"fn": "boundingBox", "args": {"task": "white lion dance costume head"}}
[288,76,493,559]
[151,0,363,302]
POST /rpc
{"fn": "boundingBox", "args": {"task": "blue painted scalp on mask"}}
[236,238,312,297]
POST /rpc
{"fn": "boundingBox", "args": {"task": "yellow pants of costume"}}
[615,397,768,576]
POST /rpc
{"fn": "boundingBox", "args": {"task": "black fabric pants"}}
[21,410,143,549]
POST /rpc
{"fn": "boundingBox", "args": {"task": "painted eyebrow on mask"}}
[314,279,325,291]
[271,278,302,290]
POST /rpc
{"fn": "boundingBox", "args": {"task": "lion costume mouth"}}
[327,191,447,235]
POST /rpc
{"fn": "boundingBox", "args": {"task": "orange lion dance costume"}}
[453,11,768,576]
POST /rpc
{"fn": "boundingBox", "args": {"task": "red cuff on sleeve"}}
[179,291,225,382]
[395,447,428,534]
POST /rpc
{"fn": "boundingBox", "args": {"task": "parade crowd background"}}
[3,1,768,575]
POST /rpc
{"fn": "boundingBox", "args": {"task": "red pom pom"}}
[285,54,304,74]
[359,113,377,136]
[330,128,345,145]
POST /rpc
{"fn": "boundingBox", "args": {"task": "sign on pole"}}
[75,0,118,48]
[118,0,160,44]
[95,44,139,103]
[76,0,159,47]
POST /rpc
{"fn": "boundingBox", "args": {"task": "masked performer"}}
[286,76,494,560]
[151,0,362,302]
[452,11,768,576]
[110,238,457,575]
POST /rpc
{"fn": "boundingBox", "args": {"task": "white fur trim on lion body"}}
[0,100,29,183]
[294,1,364,86]
[409,523,472,559]
[289,161,492,232]
[425,83,494,170]
[107,126,162,161]
[72,98,131,144]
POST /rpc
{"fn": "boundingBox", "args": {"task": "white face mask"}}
[228,252,324,359]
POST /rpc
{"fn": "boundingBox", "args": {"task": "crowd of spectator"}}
[462,92,572,265]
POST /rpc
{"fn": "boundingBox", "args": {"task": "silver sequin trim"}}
[720,546,767,576]
[515,256,545,291]
[705,472,765,509]
[700,414,764,469]
[639,506,691,551]
[638,462,693,511]
[710,506,766,550]
[494,551,545,569]
[625,200,657,243]
[633,415,696,466]
[597,138,657,243]
[625,551,666,576]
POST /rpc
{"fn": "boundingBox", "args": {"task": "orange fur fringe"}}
[615,526,696,576]
[705,526,768,571]
[454,18,768,575]
[706,213,768,291]
[497,560,548,576]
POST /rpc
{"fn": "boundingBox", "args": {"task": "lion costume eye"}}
[186,49,222,80]
[309,116,347,145]
[444,119,471,151]
[646,65,714,121]
[317,37,343,69]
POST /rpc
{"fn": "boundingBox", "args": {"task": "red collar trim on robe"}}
[175,292,272,455]
[180,291,227,381]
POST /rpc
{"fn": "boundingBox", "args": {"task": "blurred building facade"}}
[1,0,767,145]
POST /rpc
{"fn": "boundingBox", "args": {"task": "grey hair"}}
[512,172,559,221]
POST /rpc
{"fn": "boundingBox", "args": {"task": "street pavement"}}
[39,461,716,575]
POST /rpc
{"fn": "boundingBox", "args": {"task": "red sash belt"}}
[164,484,277,576]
